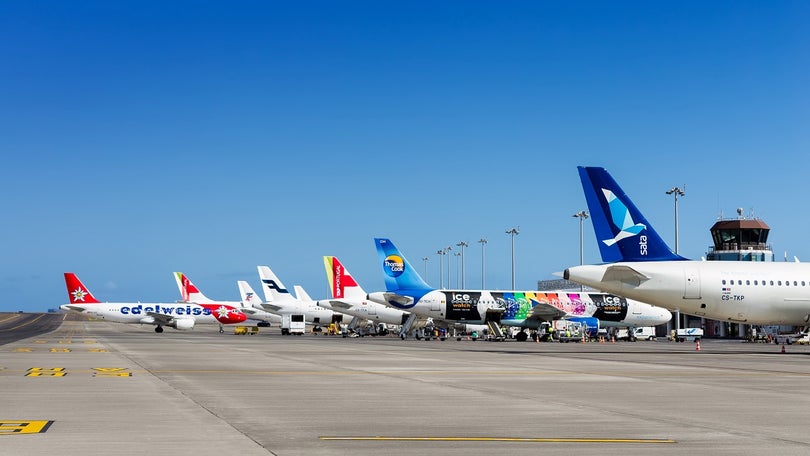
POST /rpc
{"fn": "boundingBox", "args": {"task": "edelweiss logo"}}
[601,188,646,246]
[215,306,231,318]
[71,288,87,302]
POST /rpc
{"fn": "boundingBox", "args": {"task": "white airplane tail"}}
[173,272,214,303]
[293,285,312,302]
[237,280,265,309]
[257,266,297,303]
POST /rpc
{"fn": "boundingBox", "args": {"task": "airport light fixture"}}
[445,246,452,290]
[665,186,686,254]
[666,185,685,332]
[506,227,520,290]
[572,210,589,291]
[454,252,462,288]
[456,241,468,288]
[478,238,488,288]
[422,257,430,284]
[436,249,445,288]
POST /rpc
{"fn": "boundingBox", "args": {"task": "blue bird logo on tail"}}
[601,188,646,246]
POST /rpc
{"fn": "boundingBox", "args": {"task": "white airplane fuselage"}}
[60,302,241,328]
[565,261,810,325]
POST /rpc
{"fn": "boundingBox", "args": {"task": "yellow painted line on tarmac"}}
[0,314,47,331]
[320,436,676,444]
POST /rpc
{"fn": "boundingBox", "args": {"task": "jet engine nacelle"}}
[565,317,599,337]
[167,318,195,330]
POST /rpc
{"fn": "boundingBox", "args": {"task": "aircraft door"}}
[683,268,701,299]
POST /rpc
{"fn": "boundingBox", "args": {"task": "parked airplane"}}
[317,256,423,335]
[564,166,810,325]
[173,272,280,326]
[61,272,247,333]
[369,238,671,338]
[256,265,350,330]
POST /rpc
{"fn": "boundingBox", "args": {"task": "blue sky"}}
[1,1,808,311]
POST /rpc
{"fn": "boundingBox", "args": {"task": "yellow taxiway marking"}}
[0,420,54,435]
[0,314,48,331]
[320,436,676,444]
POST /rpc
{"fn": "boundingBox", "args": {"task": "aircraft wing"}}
[325,300,355,311]
[259,303,284,312]
[527,300,568,321]
[601,265,650,286]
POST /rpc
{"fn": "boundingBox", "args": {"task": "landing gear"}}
[219,325,224,334]
[155,326,164,333]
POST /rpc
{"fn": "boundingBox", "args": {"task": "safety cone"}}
[781,344,786,354]
[695,340,701,351]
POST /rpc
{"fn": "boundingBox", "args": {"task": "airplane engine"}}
[167,318,195,330]
[566,317,599,337]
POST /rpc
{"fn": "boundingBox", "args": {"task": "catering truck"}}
[281,314,306,335]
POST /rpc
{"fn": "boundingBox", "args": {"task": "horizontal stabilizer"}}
[528,301,569,321]
[326,300,355,311]
[62,305,87,312]
[260,303,284,312]
[601,265,650,286]
[383,292,414,307]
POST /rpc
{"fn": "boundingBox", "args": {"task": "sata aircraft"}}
[61,273,247,333]
[369,238,671,338]
[564,166,810,325]
[173,272,280,326]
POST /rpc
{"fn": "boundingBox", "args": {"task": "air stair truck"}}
[281,313,306,335]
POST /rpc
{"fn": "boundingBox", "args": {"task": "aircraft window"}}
[779,281,783,286]
[770,280,774,286]
[754,280,758,285]
[803,281,807,286]
[794,281,798,286]
[738,280,743,285]
[722,280,727,285]
[746,280,750,285]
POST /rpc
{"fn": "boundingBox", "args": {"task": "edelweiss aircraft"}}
[564,166,810,325]
[256,265,349,329]
[317,256,424,335]
[370,238,671,338]
[61,272,247,333]
[173,272,280,326]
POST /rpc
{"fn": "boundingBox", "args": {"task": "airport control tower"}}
[702,208,773,338]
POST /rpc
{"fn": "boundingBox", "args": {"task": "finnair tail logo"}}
[601,188,646,246]
[262,279,289,294]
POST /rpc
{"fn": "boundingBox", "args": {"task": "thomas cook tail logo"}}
[601,188,646,246]
[383,255,405,278]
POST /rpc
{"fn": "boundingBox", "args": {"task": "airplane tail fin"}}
[374,238,432,292]
[293,285,312,302]
[64,273,101,304]
[173,272,213,303]
[257,266,297,303]
[323,256,367,300]
[578,166,686,262]
[237,280,262,308]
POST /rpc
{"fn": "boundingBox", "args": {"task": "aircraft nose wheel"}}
[155,326,164,333]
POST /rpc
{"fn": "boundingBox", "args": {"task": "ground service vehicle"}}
[282,314,306,335]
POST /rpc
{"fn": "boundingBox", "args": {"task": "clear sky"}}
[2,1,808,312]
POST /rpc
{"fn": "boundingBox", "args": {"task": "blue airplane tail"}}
[578,166,687,262]
[374,238,432,292]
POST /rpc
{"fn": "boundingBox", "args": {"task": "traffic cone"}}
[695,340,701,351]
[781,344,786,354]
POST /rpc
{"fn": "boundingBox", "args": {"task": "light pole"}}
[436,249,445,288]
[666,185,685,332]
[573,211,589,291]
[454,252,461,288]
[422,257,429,283]
[666,186,685,254]
[445,246,452,289]
[506,227,519,290]
[456,241,468,288]
[478,238,487,288]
